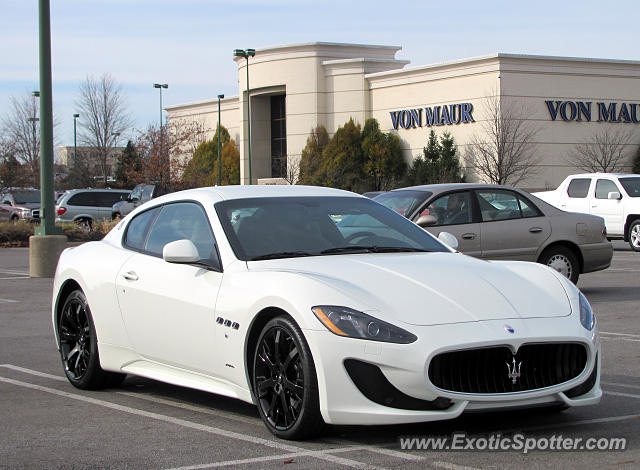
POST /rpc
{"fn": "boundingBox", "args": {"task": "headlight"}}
[312,306,417,344]
[21,209,31,217]
[578,291,595,331]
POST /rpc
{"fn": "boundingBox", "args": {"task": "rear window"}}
[67,192,96,207]
[567,179,591,198]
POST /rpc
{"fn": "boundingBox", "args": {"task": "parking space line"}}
[0,270,29,275]
[600,331,640,338]
[602,382,640,390]
[600,336,640,343]
[0,364,67,381]
[323,438,424,462]
[0,375,386,470]
[0,276,30,280]
[605,391,640,400]
[433,462,482,470]
[116,391,262,426]
[162,447,370,470]
[503,413,640,433]
[0,298,18,303]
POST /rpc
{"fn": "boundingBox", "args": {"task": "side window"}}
[567,179,591,198]
[595,179,620,199]
[517,194,542,218]
[1,195,11,205]
[142,186,154,201]
[424,191,472,226]
[96,192,128,207]
[477,190,522,222]
[67,192,96,207]
[124,207,160,250]
[145,202,216,260]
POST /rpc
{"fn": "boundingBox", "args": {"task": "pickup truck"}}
[533,173,640,251]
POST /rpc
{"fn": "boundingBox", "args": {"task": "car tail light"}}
[57,207,67,216]
[602,226,607,238]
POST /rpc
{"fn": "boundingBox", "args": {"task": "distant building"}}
[57,146,124,178]
[166,42,640,190]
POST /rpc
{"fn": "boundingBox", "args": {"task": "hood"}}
[248,253,571,326]
[17,202,40,210]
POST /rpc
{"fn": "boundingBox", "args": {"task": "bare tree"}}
[567,127,636,173]
[465,94,540,186]
[1,93,42,186]
[283,156,300,185]
[76,74,132,185]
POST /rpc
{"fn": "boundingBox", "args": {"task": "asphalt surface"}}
[1,243,639,469]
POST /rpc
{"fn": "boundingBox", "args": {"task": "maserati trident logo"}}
[504,324,515,334]
[506,357,522,384]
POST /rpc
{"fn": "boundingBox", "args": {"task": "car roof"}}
[388,183,522,194]
[565,173,640,178]
[65,188,131,194]
[150,185,360,205]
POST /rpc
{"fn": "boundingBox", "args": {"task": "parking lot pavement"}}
[1,243,638,469]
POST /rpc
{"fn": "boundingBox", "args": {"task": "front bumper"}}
[304,316,601,425]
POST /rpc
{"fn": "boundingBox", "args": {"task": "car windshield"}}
[619,177,640,197]
[215,196,448,261]
[373,190,432,217]
[13,191,41,204]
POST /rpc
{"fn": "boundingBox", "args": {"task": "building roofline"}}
[165,95,239,111]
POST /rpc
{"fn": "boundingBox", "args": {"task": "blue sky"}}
[1,0,639,147]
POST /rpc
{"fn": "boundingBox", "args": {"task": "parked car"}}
[0,189,41,221]
[111,183,172,219]
[55,189,131,230]
[533,173,640,251]
[373,183,612,283]
[52,185,600,440]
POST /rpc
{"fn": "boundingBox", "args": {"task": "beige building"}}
[58,146,124,179]
[165,42,640,190]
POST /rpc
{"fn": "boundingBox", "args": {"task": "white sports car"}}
[52,186,601,440]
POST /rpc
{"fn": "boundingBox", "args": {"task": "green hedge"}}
[0,220,119,246]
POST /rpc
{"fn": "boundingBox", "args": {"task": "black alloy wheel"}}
[58,289,125,389]
[253,316,324,439]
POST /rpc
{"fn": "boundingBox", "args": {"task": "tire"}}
[252,316,324,440]
[76,218,92,232]
[58,290,125,390]
[10,215,19,222]
[539,246,580,284]
[628,219,640,252]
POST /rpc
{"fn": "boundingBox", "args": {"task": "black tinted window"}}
[67,192,96,206]
[145,203,215,259]
[567,179,591,198]
[94,192,128,207]
[124,207,159,250]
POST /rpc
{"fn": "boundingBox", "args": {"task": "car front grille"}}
[428,343,588,394]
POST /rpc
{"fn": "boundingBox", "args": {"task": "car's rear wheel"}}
[628,219,640,252]
[539,246,579,284]
[252,316,324,440]
[58,289,125,389]
[10,214,19,222]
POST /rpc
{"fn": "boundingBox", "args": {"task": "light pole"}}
[153,83,168,183]
[217,94,224,186]
[73,113,79,170]
[233,48,255,184]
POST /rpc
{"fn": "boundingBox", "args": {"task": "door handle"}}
[122,271,139,281]
[529,227,543,233]
[461,233,476,240]
[560,204,567,208]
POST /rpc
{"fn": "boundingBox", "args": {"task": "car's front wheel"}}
[539,246,580,284]
[628,219,640,252]
[252,316,324,440]
[58,289,125,389]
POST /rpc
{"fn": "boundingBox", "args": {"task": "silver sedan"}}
[372,184,613,283]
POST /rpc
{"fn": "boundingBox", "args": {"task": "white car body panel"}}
[52,185,601,426]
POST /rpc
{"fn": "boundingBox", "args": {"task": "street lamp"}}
[234,48,255,184]
[73,113,79,170]
[217,94,224,186]
[153,83,168,183]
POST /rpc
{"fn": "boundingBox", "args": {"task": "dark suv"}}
[111,183,172,219]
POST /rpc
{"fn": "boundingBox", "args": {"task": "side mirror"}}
[438,231,459,250]
[607,191,621,200]
[163,239,201,264]
[416,214,437,227]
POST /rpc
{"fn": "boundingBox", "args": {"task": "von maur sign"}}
[545,101,640,123]
[390,103,475,130]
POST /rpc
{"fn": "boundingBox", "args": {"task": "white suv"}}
[534,173,640,251]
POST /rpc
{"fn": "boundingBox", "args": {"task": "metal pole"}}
[35,0,57,235]
[246,57,252,185]
[73,115,78,165]
[217,94,224,186]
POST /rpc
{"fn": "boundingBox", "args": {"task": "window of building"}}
[270,95,287,178]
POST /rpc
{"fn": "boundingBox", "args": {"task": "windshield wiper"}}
[321,246,431,255]
[249,251,313,261]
